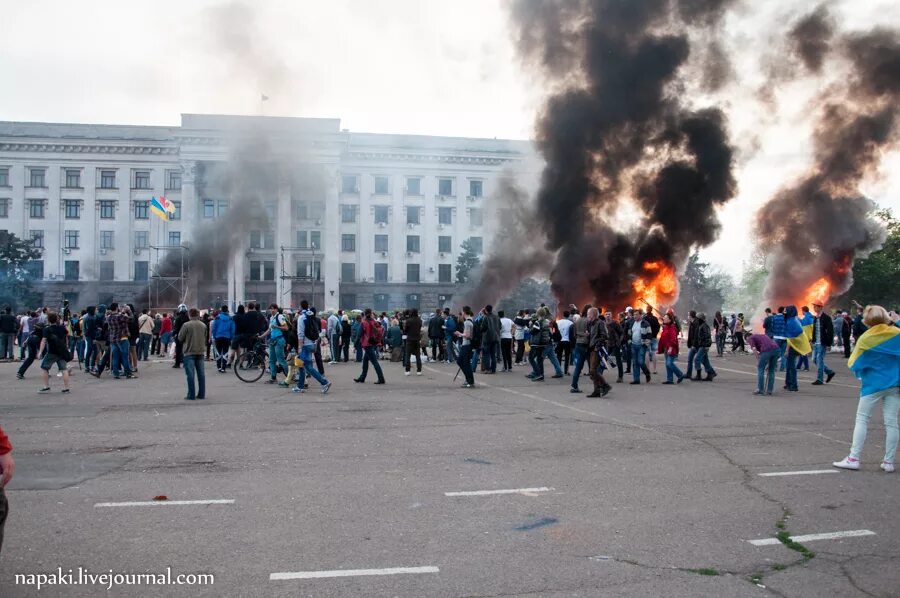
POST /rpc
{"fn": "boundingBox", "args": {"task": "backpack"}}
[302,312,320,342]
[284,315,300,349]
[369,319,384,346]
[470,318,483,349]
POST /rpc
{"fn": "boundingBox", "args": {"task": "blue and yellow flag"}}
[784,306,811,356]
[800,311,814,341]
[150,196,169,221]
[848,323,900,396]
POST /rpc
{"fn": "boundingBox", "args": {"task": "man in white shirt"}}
[556,312,574,375]
[499,310,514,372]
[327,311,341,363]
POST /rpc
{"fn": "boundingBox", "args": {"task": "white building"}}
[0,114,531,312]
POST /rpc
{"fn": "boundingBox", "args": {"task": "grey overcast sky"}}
[1,0,898,276]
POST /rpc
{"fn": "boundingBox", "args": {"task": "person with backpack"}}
[38,312,71,394]
[354,308,386,384]
[527,307,552,381]
[259,303,290,385]
[454,306,477,388]
[295,301,332,394]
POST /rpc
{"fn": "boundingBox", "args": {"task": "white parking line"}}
[444,487,552,497]
[758,469,839,477]
[94,499,235,507]
[748,529,875,546]
[270,566,440,581]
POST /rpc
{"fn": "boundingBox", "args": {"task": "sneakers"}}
[570,387,582,394]
[461,383,474,388]
[881,462,895,473]
[811,380,824,386]
[551,373,564,379]
[832,456,860,470]
[416,372,422,376]
[322,381,332,394]
[826,372,835,383]
[405,371,411,376]
[532,375,545,382]
[677,376,684,384]
[292,386,305,393]
[39,387,51,393]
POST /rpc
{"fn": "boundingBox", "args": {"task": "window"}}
[100,231,114,249]
[134,230,149,249]
[406,177,422,196]
[249,261,261,281]
[64,200,81,219]
[438,207,452,225]
[374,263,388,282]
[203,199,215,218]
[216,260,227,281]
[374,234,388,252]
[171,201,181,220]
[29,199,45,219]
[29,230,44,249]
[469,236,484,255]
[64,230,79,249]
[309,202,325,221]
[296,261,321,280]
[374,205,389,224]
[217,200,229,217]
[0,168,8,187]
[294,201,308,220]
[134,261,149,282]
[469,180,483,198]
[439,264,452,283]
[29,168,46,188]
[406,235,420,253]
[341,204,357,223]
[25,260,43,279]
[133,170,151,189]
[341,175,358,194]
[310,231,321,249]
[250,230,268,249]
[265,202,276,222]
[374,176,389,194]
[134,200,149,219]
[438,178,453,196]
[263,260,275,281]
[0,199,8,218]
[406,293,421,311]
[374,293,389,312]
[406,206,420,225]
[166,170,181,190]
[296,230,307,248]
[438,235,452,253]
[168,231,180,246]
[341,262,356,282]
[65,169,81,188]
[100,170,116,189]
[99,261,114,281]
[407,264,420,283]
[341,234,356,252]
[99,200,116,219]
[470,208,483,227]
[340,294,357,309]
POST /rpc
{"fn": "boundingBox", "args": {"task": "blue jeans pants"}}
[297,346,328,388]
[111,339,132,377]
[543,344,563,376]
[631,343,649,382]
[269,337,288,380]
[0,332,14,360]
[183,355,205,399]
[757,349,779,393]
[664,353,683,383]
[685,347,698,377]
[777,339,787,370]
[528,346,544,378]
[483,341,498,373]
[785,348,798,390]
[457,344,475,385]
[693,347,715,376]
[571,345,588,389]
[814,344,834,382]
[360,346,385,382]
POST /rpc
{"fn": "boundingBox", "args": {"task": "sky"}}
[1,0,898,278]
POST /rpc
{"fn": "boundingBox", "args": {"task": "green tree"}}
[497,278,554,314]
[836,209,900,308]
[675,252,733,315]
[455,238,481,284]
[0,232,42,309]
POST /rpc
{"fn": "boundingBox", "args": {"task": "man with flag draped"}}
[833,305,900,474]
[797,306,814,371]
[783,305,810,392]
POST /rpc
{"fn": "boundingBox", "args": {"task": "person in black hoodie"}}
[172,304,189,368]
[685,311,699,379]
[693,312,717,382]
[604,311,624,383]
[82,306,98,371]
[340,315,352,362]
[228,304,252,366]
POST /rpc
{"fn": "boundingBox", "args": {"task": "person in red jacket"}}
[0,425,13,555]
[658,313,685,384]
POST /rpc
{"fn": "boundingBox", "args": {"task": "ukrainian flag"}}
[784,306,812,356]
[800,311,814,341]
[150,196,169,221]
[848,324,900,396]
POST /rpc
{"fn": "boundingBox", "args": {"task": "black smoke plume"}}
[756,7,899,308]
[501,0,738,310]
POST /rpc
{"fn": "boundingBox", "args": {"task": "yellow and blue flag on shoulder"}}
[784,305,812,356]
[848,323,900,396]
[800,310,814,341]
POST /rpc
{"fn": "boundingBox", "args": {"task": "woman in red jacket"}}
[658,313,684,384]
[0,424,13,555]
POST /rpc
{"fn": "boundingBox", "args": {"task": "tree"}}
[497,278,554,314]
[455,238,481,284]
[835,209,900,308]
[675,252,733,315]
[0,232,42,309]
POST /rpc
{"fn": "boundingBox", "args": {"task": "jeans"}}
[341,338,350,362]
[330,333,341,361]
[849,387,900,464]
[664,353,683,383]
[814,344,834,382]
[297,346,329,388]
[571,345,588,389]
[514,338,526,364]
[483,340,498,373]
[269,337,288,380]
[797,353,809,370]
[0,332,14,360]
[631,343,650,382]
[111,339,132,377]
[757,349,779,393]
[622,342,632,372]
[528,346,544,378]
[694,347,715,377]
[215,338,231,370]
[608,345,624,380]
[405,340,422,372]
[458,344,475,385]
[715,332,726,357]
[542,344,563,376]
[685,347,698,377]
[355,341,363,362]
[777,339,787,370]
[446,335,458,362]
[83,337,96,370]
[139,333,152,361]
[556,341,572,374]
[359,346,385,382]
[183,354,205,399]
[784,347,798,390]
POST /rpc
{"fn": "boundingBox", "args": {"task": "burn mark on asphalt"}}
[514,517,559,531]
[464,457,492,465]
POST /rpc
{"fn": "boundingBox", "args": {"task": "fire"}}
[632,261,678,311]
[797,277,831,308]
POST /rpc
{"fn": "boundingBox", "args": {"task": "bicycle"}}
[234,339,269,383]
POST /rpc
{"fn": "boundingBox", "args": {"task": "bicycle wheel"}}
[234,351,266,383]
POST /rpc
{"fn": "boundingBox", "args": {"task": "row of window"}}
[0,167,182,190]
[27,229,180,250]
[0,198,182,220]
[342,204,483,226]
[23,260,150,282]
[341,174,483,198]
[340,263,453,284]
[342,234,481,255]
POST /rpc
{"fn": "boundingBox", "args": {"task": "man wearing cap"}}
[811,301,835,385]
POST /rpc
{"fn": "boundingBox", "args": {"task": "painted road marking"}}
[758,469,839,477]
[445,487,552,497]
[270,566,440,581]
[94,499,235,508]
[749,529,875,546]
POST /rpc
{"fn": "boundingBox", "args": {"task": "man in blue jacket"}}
[211,306,235,373]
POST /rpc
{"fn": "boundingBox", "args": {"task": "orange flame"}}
[631,261,678,311]
[796,277,831,308]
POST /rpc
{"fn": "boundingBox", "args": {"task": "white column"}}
[322,168,340,311]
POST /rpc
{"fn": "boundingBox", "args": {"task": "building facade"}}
[0,115,531,312]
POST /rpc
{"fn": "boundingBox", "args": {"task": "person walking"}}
[138,308,154,361]
[569,306,591,393]
[295,305,332,394]
[105,303,134,380]
[340,314,352,362]
[16,322,43,379]
[658,313,684,384]
[159,312,173,356]
[782,305,809,392]
[354,308,386,384]
[455,306,476,388]
[428,309,445,363]
[513,310,528,365]
[327,310,341,364]
[833,305,900,473]
[747,331,779,395]
[629,310,652,385]
[0,307,17,361]
[481,305,501,374]
[499,310,514,372]
[151,313,162,356]
[172,304,189,368]
[211,305,235,373]
[605,311,625,383]
[693,312,717,382]
[842,312,853,358]
[771,306,787,370]
[0,425,13,555]
[527,308,551,381]
[404,308,423,376]
[713,311,727,357]
[811,301,836,386]
[38,312,71,394]
[259,304,290,384]
[556,311,574,375]
[178,308,207,401]
[586,307,612,397]
[644,307,661,374]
